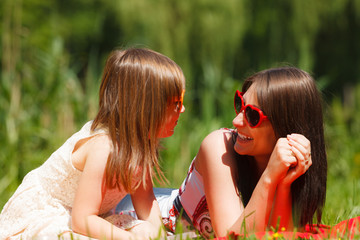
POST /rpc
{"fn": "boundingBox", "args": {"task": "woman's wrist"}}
[276,183,292,196]
[261,169,281,187]
[260,173,281,194]
[277,178,293,190]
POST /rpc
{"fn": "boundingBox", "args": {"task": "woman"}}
[117,67,327,238]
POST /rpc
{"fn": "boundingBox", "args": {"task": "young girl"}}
[0,48,186,239]
[116,67,327,238]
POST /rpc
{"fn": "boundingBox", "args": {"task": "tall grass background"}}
[0,0,359,230]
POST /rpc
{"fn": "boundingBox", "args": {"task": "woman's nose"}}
[232,111,245,128]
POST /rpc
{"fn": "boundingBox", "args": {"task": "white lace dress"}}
[0,121,136,240]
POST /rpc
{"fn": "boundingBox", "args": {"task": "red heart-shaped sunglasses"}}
[234,90,268,128]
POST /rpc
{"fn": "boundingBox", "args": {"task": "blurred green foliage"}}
[1,0,360,224]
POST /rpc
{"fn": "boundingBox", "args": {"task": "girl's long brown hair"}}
[235,67,327,227]
[91,48,185,193]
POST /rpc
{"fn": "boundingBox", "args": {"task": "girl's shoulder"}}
[72,133,113,171]
[88,133,112,146]
[77,133,112,154]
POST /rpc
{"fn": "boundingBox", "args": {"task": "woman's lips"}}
[236,132,253,143]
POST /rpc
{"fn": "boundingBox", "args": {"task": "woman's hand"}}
[279,134,312,187]
[266,134,311,186]
[266,137,298,183]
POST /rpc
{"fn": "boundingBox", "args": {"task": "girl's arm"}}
[71,135,136,240]
[130,173,164,238]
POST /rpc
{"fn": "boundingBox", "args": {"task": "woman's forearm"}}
[269,185,293,230]
[229,174,278,234]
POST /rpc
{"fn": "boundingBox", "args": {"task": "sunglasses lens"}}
[234,94,243,114]
[245,106,260,127]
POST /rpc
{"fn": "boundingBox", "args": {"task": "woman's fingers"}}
[287,134,311,165]
[268,135,313,185]
[279,134,312,186]
[269,138,297,173]
[290,146,311,173]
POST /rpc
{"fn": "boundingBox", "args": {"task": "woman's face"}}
[232,86,277,162]
[157,95,185,138]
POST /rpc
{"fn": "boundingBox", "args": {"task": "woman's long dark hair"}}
[235,67,327,227]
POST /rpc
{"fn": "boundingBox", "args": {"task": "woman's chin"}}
[233,142,250,156]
